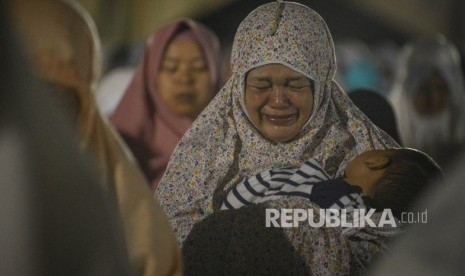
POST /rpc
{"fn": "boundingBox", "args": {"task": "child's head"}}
[344,148,442,217]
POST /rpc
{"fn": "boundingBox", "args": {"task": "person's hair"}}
[369,148,442,218]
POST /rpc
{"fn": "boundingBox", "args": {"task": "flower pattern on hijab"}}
[157,1,397,248]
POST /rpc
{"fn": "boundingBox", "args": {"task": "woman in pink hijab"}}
[111,19,223,191]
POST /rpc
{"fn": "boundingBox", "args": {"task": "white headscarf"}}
[390,36,465,166]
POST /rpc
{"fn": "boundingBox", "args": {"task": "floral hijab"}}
[157,1,397,244]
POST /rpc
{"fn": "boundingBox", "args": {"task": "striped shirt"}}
[221,158,366,212]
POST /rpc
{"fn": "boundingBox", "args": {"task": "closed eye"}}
[288,85,307,91]
[248,85,271,93]
[160,62,178,73]
[191,59,208,72]
[246,78,272,93]
[287,79,311,92]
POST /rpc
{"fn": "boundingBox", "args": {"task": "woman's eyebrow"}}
[248,76,271,82]
[164,56,205,63]
[284,77,311,86]
[286,75,308,81]
[190,56,206,63]
[162,57,178,62]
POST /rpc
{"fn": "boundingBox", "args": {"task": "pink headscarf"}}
[110,19,222,190]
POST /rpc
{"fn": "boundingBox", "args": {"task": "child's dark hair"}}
[369,148,442,218]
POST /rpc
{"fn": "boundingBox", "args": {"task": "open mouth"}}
[175,93,196,104]
[263,113,297,125]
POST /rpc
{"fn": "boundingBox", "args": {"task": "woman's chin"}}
[170,105,199,117]
[262,127,299,143]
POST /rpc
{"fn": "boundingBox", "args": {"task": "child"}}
[222,148,442,218]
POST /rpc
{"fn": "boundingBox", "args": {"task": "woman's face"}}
[157,39,211,117]
[413,71,449,116]
[245,64,314,142]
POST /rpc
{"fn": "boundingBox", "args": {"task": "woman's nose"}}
[174,65,194,83]
[269,86,288,107]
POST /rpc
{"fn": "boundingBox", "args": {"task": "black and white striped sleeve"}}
[221,158,330,210]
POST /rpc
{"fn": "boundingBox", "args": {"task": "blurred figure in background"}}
[96,66,135,117]
[349,88,402,145]
[335,39,383,94]
[1,3,129,274]
[110,19,223,191]
[96,42,144,117]
[390,36,465,169]
[8,0,182,275]
[372,41,401,93]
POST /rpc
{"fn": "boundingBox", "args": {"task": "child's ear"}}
[365,156,390,170]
